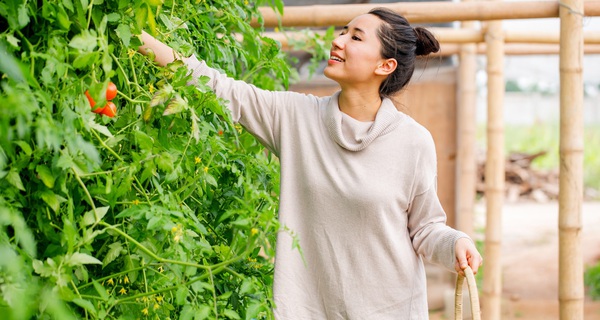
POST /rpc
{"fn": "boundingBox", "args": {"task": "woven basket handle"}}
[454,266,481,320]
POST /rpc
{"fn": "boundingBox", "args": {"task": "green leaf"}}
[0,42,25,82]
[73,51,100,69]
[135,4,148,30]
[88,120,114,138]
[63,0,75,12]
[69,30,98,52]
[190,110,200,142]
[115,206,144,219]
[5,34,20,48]
[33,259,54,277]
[222,309,241,320]
[66,252,102,266]
[92,280,109,301]
[146,215,165,230]
[6,169,25,191]
[134,131,155,150]
[72,298,97,317]
[102,241,122,267]
[175,287,188,305]
[82,206,109,226]
[40,190,66,212]
[204,173,217,187]
[150,84,173,107]
[56,5,72,30]
[163,95,187,116]
[115,24,132,47]
[13,141,32,155]
[57,152,76,170]
[155,152,174,172]
[180,305,195,320]
[196,305,211,320]
[36,165,56,188]
[106,12,120,22]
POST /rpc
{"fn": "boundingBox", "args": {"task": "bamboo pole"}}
[456,0,478,237]
[482,7,505,320]
[559,0,585,318]
[261,29,600,48]
[255,1,600,27]
[262,31,600,56]
[438,43,600,56]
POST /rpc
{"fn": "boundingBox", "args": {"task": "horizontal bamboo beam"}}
[438,43,600,56]
[255,1,600,27]
[262,30,600,54]
[432,29,600,44]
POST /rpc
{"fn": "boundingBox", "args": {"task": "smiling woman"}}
[139,6,481,319]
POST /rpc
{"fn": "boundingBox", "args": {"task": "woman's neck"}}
[337,89,382,122]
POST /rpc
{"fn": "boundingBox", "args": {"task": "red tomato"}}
[101,101,117,118]
[86,90,106,114]
[85,90,95,107]
[106,82,117,101]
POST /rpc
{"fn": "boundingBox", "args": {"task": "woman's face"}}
[323,14,387,87]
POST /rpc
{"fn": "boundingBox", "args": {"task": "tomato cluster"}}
[85,82,118,117]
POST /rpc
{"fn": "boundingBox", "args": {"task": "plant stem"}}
[72,168,98,223]
[209,268,219,320]
[116,91,148,104]
[91,128,124,161]
[100,221,251,271]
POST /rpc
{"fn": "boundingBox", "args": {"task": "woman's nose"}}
[331,36,344,50]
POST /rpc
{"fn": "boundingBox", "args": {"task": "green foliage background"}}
[0,0,291,319]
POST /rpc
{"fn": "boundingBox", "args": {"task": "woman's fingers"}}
[455,237,483,276]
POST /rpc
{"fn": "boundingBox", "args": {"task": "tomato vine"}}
[0,0,289,319]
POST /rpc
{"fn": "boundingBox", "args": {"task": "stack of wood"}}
[476,151,560,202]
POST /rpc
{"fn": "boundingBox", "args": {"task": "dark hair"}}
[368,7,440,97]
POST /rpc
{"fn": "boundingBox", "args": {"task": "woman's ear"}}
[375,58,397,76]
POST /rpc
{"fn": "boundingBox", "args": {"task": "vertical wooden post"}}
[559,0,585,318]
[482,9,505,320]
[456,0,478,237]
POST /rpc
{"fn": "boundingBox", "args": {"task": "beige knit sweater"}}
[186,56,470,319]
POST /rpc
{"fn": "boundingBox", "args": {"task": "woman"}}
[139,7,482,319]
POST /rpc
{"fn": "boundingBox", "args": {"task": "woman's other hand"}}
[455,237,483,276]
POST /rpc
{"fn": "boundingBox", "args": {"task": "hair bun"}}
[414,27,440,56]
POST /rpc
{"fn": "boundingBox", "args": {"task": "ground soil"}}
[430,201,600,319]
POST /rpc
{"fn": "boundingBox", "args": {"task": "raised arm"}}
[138,31,178,67]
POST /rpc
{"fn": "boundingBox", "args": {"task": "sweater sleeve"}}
[406,131,471,272]
[183,55,285,155]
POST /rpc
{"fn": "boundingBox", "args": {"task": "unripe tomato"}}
[106,82,117,100]
[101,101,117,118]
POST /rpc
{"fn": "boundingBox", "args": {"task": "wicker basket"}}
[454,266,481,320]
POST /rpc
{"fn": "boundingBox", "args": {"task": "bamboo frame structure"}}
[456,0,477,237]
[559,0,585,318]
[482,12,505,320]
[254,1,600,27]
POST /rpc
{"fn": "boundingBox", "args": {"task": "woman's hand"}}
[455,237,483,276]
[137,31,180,67]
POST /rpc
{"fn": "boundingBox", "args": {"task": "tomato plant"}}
[0,0,290,319]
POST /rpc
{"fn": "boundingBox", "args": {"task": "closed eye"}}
[352,35,362,41]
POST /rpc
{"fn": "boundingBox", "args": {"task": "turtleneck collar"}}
[324,91,402,151]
